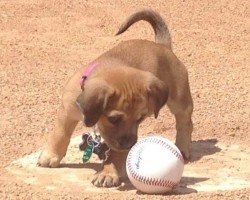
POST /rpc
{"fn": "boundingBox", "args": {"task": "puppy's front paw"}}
[37,148,62,168]
[92,171,121,188]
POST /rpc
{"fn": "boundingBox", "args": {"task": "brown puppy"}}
[38,9,193,188]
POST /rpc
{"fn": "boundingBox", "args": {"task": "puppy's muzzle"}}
[117,135,137,150]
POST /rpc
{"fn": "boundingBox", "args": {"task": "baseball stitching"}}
[127,137,184,189]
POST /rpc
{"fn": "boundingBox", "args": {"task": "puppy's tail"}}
[116,9,172,50]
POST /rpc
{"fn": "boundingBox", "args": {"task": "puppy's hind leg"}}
[167,91,193,160]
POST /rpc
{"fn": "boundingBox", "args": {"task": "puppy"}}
[38,9,193,188]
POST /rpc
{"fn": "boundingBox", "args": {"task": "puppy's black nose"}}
[118,135,137,150]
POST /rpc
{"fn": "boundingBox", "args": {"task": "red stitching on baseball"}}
[129,170,178,189]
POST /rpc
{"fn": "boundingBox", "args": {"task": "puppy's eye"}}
[108,116,121,125]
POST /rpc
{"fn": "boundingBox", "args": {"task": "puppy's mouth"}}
[96,125,138,152]
[102,136,137,152]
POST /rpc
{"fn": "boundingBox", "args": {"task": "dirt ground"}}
[0,0,249,199]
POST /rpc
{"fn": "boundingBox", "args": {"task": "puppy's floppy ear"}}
[76,79,114,127]
[147,74,168,118]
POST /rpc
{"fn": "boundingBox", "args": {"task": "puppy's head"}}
[76,68,168,151]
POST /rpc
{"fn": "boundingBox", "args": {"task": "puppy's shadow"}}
[59,162,102,172]
[60,138,220,195]
[118,177,205,195]
[189,138,221,162]
[119,176,208,195]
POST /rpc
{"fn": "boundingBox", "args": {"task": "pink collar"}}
[80,62,98,87]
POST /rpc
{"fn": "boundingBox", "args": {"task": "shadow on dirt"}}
[59,162,102,172]
[189,138,221,162]
[60,138,221,195]
[118,177,208,195]
[118,179,199,195]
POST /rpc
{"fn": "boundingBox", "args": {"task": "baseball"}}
[126,136,184,194]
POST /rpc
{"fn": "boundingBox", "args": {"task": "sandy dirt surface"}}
[0,0,249,199]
